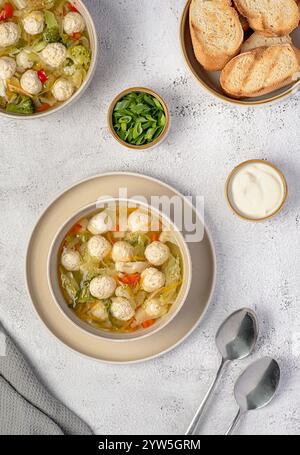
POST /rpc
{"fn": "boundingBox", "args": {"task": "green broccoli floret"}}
[43,27,60,43]
[6,95,35,115]
[68,45,91,70]
[43,10,60,43]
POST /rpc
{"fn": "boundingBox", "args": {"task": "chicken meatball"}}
[0,22,20,48]
[145,241,170,266]
[89,300,108,321]
[52,78,74,101]
[87,211,113,235]
[61,249,81,272]
[127,209,149,232]
[110,297,135,321]
[41,43,67,68]
[0,57,16,80]
[63,12,85,35]
[141,267,165,293]
[16,50,33,70]
[23,11,44,35]
[144,298,164,318]
[112,241,134,262]
[87,235,111,260]
[20,70,42,95]
[89,276,116,300]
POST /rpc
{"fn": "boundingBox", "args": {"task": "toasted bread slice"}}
[241,33,292,53]
[220,44,300,98]
[190,0,244,71]
[234,0,300,37]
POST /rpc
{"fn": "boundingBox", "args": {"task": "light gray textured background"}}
[1,0,300,435]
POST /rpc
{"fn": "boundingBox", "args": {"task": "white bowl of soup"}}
[47,199,192,341]
[0,0,97,118]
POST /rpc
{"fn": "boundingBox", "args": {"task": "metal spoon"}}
[226,357,280,435]
[186,308,258,435]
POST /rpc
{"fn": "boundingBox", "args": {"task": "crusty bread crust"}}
[234,0,300,37]
[190,0,244,71]
[238,13,249,31]
[241,33,292,53]
[220,44,300,98]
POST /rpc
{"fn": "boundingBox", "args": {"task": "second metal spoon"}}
[186,308,258,435]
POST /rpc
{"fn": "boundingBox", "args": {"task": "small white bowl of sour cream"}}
[225,159,288,222]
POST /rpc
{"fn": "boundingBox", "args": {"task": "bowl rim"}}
[0,0,98,120]
[107,87,170,150]
[47,197,192,342]
[180,0,300,107]
[225,159,288,222]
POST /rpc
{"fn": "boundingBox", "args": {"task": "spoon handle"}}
[225,409,241,435]
[185,359,226,435]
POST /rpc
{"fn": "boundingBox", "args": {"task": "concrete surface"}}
[1,0,300,435]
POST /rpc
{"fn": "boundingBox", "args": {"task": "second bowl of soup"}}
[0,0,97,118]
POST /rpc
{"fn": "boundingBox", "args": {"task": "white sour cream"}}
[228,161,286,220]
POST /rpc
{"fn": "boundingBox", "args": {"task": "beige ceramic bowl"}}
[0,0,98,119]
[180,0,300,106]
[47,198,192,342]
[108,87,170,150]
[225,159,288,222]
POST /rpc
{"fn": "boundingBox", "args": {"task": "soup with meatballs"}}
[58,206,183,333]
[0,0,91,115]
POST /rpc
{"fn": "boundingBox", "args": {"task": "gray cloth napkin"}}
[0,322,92,435]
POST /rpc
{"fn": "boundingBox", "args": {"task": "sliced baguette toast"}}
[220,44,300,98]
[190,0,244,71]
[241,33,292,53]
[234,0,300,37]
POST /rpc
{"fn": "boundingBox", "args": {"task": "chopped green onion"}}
[112,91,167,146]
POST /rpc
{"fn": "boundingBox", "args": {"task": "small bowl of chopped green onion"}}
[108,88,170,150]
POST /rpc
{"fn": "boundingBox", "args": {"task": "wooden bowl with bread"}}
[180,0,300,105]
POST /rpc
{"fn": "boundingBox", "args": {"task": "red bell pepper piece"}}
[0,3,14,21]
[37,69,48,84]
[70,223,82,234]
[67,2,78,12]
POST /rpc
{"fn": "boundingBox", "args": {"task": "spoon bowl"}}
[226,357,280,435]
[235,357,280,412]
[216,309,258,361]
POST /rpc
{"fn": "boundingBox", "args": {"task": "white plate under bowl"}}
[25,173,216,363]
